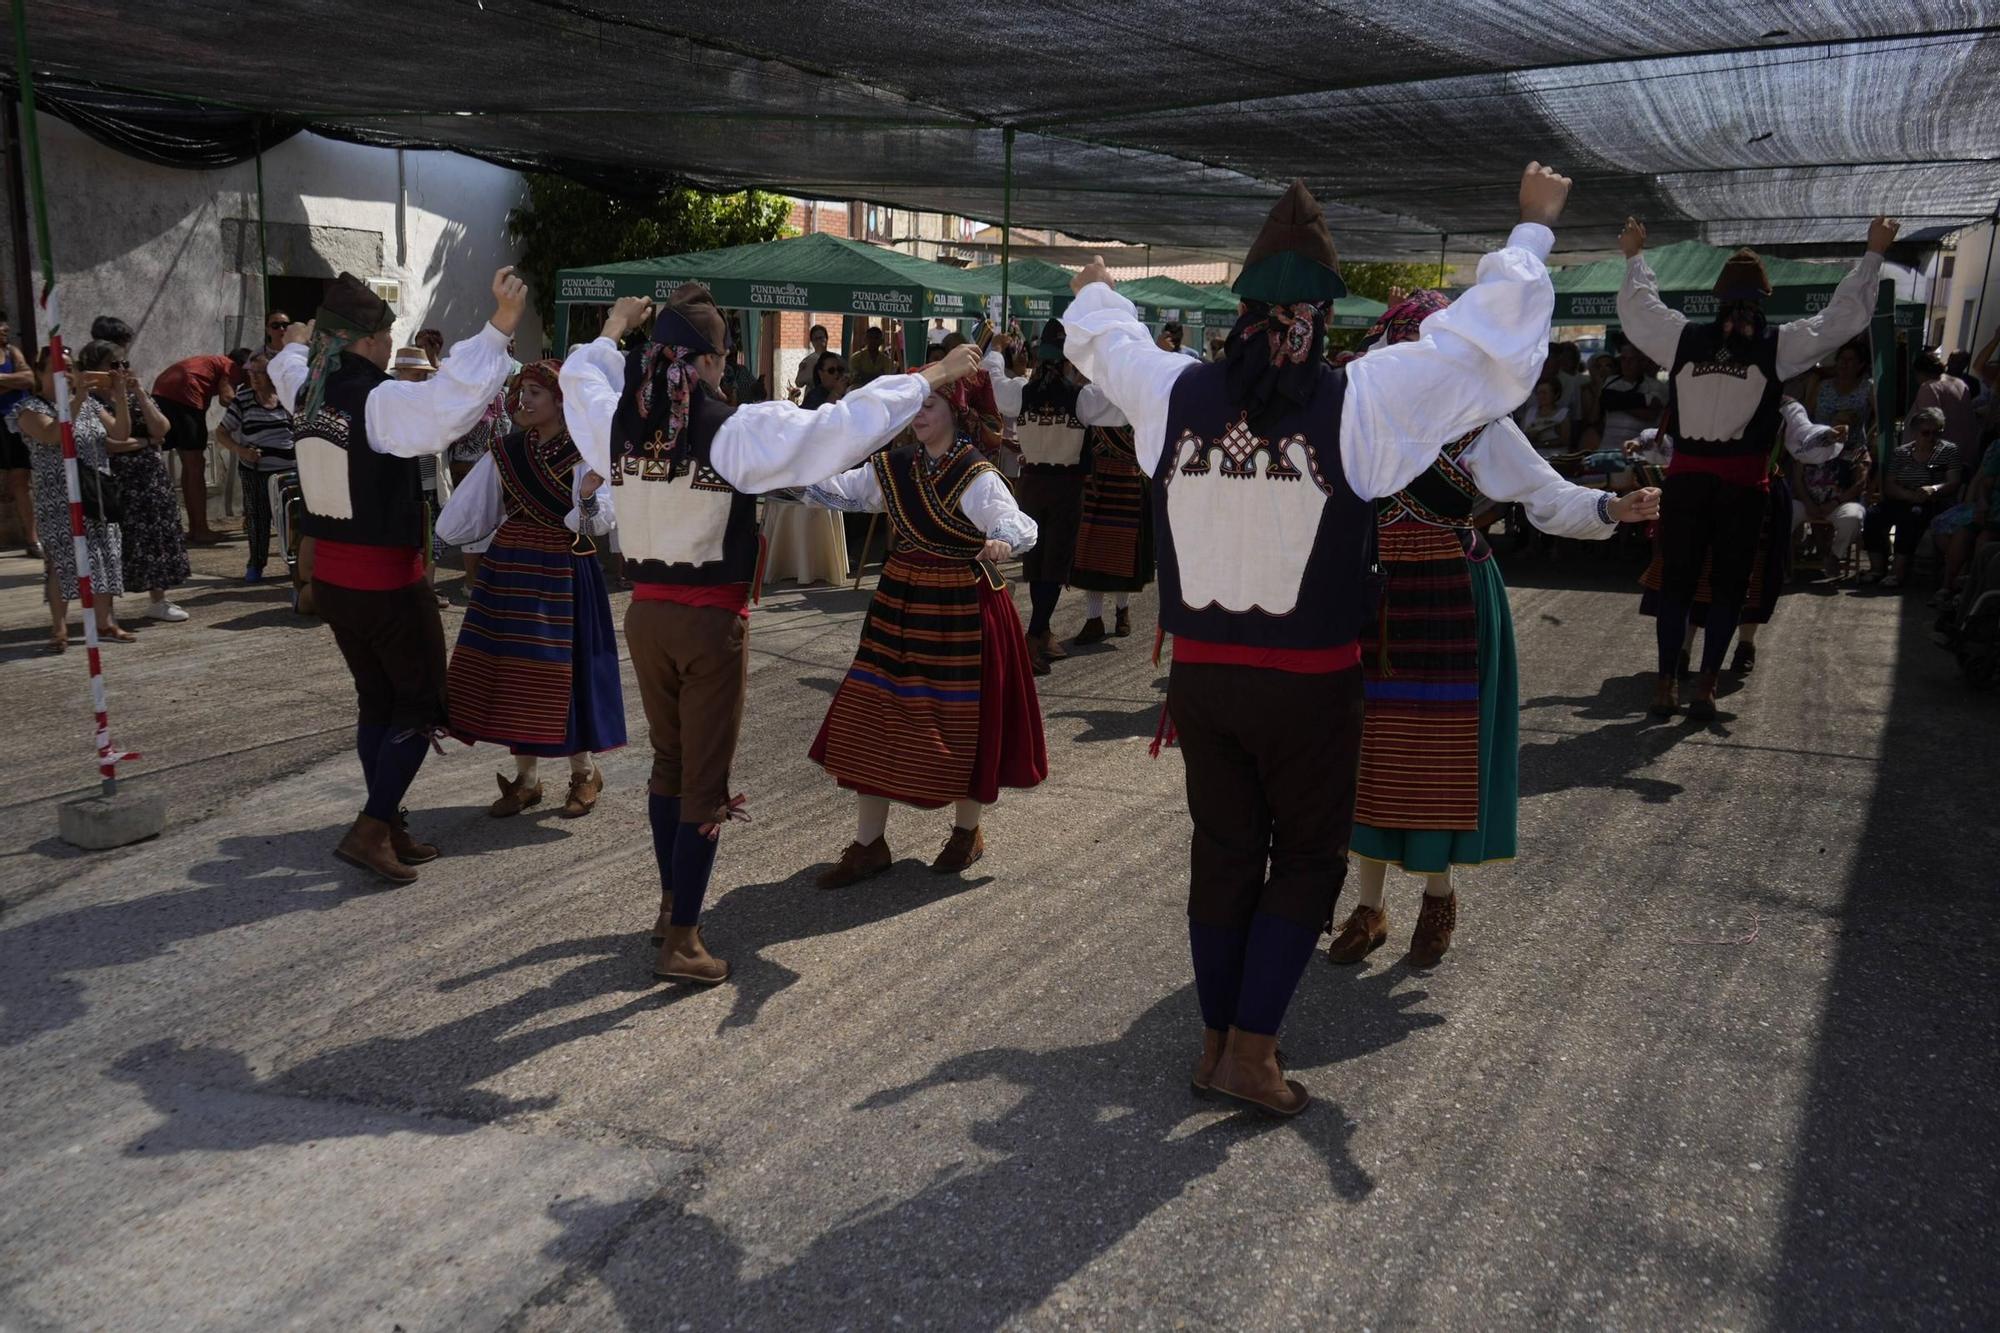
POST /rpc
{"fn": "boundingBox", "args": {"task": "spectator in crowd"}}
[414,327,445,367]
[801,351,850,410]
[1866,406,1963,589]
[1206,332,1227,361]
[1938,441,2000,612]
[1155,322,1201,360]
[79,339,189,623]
[792,323,831,398]
[927,316,950,347]
[0,310,38,559]
[1549,340,1587,419]
[1597,341,1664,455]
[1909,350,1979,454]
[722,347,767,405]
[8,346,132,649]
[848,325,898,387]
[261,311,293,357]
[1517,376,1572,455]
[1811,338,1875,438]
[213,348,296,583]
[1578,351,1617,450]
[1792,421,1869,580]
[151,346,248,545]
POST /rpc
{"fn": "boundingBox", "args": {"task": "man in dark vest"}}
[561,290,982,986]
[1064,163,1572,1116]
[1617,213,1896,720]
[268,267,527,883]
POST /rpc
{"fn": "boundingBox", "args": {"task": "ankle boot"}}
[1211,1028,1309,1117]
[931,826,984,874]
[390,809,440,865]
[334,814,419,885]
[1408,891,1458,967]
[818,836,892,889]
[489,771,543,817]
[1190,1028,1226,1097]
[1649,673,1679,718]
[562,763,604,818]
[1687,670,1719,722]
[649,891,674,945]
[1073,616,1107,645]
[1326,903,1388,964]
[653,923,730,985]
[1114,605,1132,637]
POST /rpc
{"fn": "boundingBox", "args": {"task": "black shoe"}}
[24,541,43,561]
[1731,642,1756,674]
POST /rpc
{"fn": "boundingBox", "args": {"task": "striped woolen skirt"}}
[810,550,1048,808]
[1070,455,1154,592]
[447,516,627,757]
[1351,520,1519,873]
[1638,474,1792,627]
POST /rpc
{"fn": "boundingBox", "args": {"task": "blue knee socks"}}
[356,723,388,791]
[649,793,719,927]
[362,730,429,822]
[1188,920,1248,1032]
[1232,912,1321,1037]
[1027,580,1060,637]
[648,792,681,898]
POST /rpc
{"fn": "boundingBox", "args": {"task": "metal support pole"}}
[3,95,37,351]
[12,0,132,793]
[255,123,271,314]
[1438,233,1449,288]
[999,127,1014,323]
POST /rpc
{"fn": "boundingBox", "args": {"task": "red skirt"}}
[809,551,1047,807]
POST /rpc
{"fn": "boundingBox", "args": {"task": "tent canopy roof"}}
[15,4,2000,260]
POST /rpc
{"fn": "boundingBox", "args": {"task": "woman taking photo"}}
[78,340,190,623]
[214,348,296,582]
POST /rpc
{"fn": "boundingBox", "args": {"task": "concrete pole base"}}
[58,792,168,851]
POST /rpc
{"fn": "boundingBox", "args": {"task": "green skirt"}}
[1350,552,1519,874]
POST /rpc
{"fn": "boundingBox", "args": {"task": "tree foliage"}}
[1326,260,1458,354]
[507,174,792,339]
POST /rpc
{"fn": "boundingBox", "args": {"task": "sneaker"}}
[145,601,190,622]
[244,564,265,583]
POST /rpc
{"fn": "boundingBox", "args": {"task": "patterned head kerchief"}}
[1249,302,1325,366]
[1362,289,1451,350]
[633,343,698,466]
[506,359,563,419]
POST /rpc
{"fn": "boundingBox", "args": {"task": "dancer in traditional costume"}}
[1323,296,1662,969]
[1065,165,1572,1115]
[982,325,1126,672]
[562,292,983,985]
[436,360,624,819]
[1631,397,1841,686]
[269,268,525,883]
[805,385,1045,886]
[1618,214,1895,720]
[1067,416,1150,644]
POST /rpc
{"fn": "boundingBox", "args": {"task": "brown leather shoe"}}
[1073,616,1107,645]
[1648,673,1679,718]
[1326,903,1388,964]
[390,809,439,865]
[1687,670,1719,722]
[1408,891,1458,967]
[817,836,892,889]
[1210,1029,1309,1117]
[653,924,730,985]
[1190,1028,1226,1096]
[1024,631,1053,676]
[489,772,543,817]
[334,814,419,885]
[1114,606,1132,637]
[561,763,604,818]
[649,891,674,945]
[931,825,984,874]
[1044,632,1068,660]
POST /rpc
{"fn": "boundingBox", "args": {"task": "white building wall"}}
[1938,221,1998,358]
[0,120,530,388]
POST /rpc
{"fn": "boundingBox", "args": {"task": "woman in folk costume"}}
[437,360,625,819]
[1064,165,1574,1116]
[806,382,1045,886]
[982,323,1127,672]
[563,294,985,986]
[1067,412,1150,644]
[1325,292,1661,969]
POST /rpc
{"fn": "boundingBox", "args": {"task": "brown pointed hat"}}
[1714,248,1773,301]
[651,281,729,354]
[314,272,396,337]
[1232,180,1347,305]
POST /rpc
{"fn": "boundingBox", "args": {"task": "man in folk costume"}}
[562,292,984,986]
[985,321,1128,673]
[1324,291,1662,970]
[1064,165,1572,1116]
[803,384,1045,885]
[1617,213,1896,720]
[437,360,625,818]
[269,268,526,884]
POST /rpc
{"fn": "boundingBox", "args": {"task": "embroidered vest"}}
[1154,362,1370,649]
[1378,429,1482,529]
[1017,375,1087,471]
[612,385,757,585]
[1666,322,1783,465]
[874,438,995,559]
[293,358,428,548]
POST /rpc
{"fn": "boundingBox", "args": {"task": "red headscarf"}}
[506,358,563,419]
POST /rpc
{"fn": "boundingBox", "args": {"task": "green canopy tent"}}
[554,231,1059,371]
[972,258,1082,322]
[1120,275,1239,332]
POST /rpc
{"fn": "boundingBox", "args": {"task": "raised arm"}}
[982,348,1027,417]
[1077,384,1128,428]
[365,322,514,458]
[1775,218,1897,381]
[559,336,626,485]
[1462,417,1658,539]
[1613,217,1685,370]
[434,451,503,546]
[1059,273,1199,474]
[712,344,983,493]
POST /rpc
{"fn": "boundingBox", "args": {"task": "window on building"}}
[1942,255,1956,278]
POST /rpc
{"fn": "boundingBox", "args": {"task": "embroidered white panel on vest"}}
[1675,362,1769,441]
[1168,423,1330,616]
[621,472,733,567]
[1016,415,1085,467]
[295,432,355,520]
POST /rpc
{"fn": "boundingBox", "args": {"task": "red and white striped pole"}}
[41,286,136,794]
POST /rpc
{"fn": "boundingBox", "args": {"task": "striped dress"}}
[446,429,626,757]
[809,440,1047,808]
[1068,424,1155,593]
[1350,430,1519,873]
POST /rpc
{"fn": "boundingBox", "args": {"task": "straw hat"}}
[391,346,435,375]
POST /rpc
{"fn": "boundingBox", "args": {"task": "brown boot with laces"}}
[1326,903,1388,964]
[489,771,543,817]
[390,809,439,865]
[653,924,729,985]
[816,836,892,889]
[1114,606,1132,637]
[1073,617,1107,645]
[931,826,984,874]
[562,763,604,818]
[334,814,419,886]
[1408,891,1458,967]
